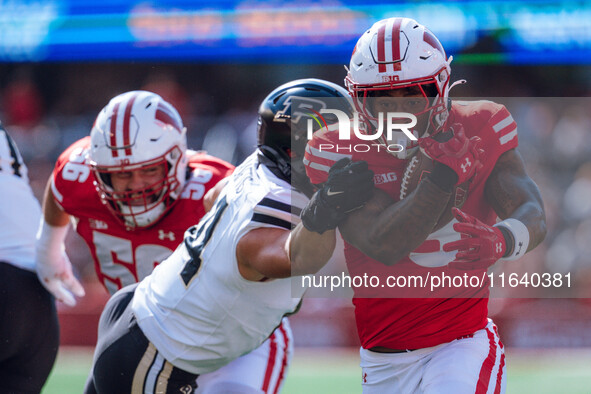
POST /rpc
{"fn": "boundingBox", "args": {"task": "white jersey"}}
[0,127,41,272]
[133,151,308,374]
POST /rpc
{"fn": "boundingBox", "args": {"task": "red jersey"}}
[51,137,234,295]
[305,101,519,349]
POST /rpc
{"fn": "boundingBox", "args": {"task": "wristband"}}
[494,218,530,261]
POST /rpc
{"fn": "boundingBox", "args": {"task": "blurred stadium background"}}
[1,0,591,392]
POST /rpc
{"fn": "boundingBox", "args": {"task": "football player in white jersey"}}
[0,123,59,393]
[84,79,375,393]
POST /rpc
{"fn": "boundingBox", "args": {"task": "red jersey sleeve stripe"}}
[499,126,518,145]
[491,113,514,133]
[303,158,330,173]
[305,143,352,162]
[305,166,330,184]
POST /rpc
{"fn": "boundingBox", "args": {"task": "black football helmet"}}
[257,78,353,197]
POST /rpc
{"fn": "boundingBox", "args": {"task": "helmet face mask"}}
[89,91,188,229]
[345,17,453,141]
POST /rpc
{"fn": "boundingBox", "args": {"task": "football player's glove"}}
[301,158,374,234]
[36,221,85,306]
[419,123,482,185]
[443,208,508,270]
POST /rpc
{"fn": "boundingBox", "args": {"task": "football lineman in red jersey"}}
[303,18,546,393]
[34,91,292,393]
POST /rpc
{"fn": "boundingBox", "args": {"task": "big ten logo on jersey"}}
[89,218,108,230]
[62,147,91,182]
[180,168,213,200]
[92,231,174,293]
[374,172,397,185]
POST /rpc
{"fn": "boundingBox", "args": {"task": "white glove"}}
[36,220,85,306]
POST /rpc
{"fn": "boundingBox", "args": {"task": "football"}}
[399,149,469,232]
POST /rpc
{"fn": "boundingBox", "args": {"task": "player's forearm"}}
[289,224,336,276]
[341,179,451,265]
[485,149,546,254]
[501,201,546,254]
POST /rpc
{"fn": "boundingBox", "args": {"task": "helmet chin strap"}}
[258,146,291,181]
[257,149,316,197]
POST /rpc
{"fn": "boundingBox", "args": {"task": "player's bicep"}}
[236,227,291,280]
[203,178,229,213]
[485,148,544,220]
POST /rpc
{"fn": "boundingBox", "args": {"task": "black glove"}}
[301,158,375,234]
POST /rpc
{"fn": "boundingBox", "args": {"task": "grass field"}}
[42,347,591,393]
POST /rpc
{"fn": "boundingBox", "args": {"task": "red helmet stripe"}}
[391,18,402,71]
[155,103,182,133]
[423,30,446,59]
[109,102,120,158]
[122,93,138,156]
[377,23,386,73]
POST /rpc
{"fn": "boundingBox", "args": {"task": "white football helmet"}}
[88,90,188,229]
[345,17,458,139]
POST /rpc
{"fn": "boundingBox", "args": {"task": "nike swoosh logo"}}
[326,189,344,196]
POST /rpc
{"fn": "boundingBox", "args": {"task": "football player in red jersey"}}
[33,90,291,393]
[303,18,546,393]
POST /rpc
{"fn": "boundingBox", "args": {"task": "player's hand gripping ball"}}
[301,158,375,234]
[400,146,471,232]
[419,123,483,185]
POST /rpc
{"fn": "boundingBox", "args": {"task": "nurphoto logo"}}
[306,109,418,153]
